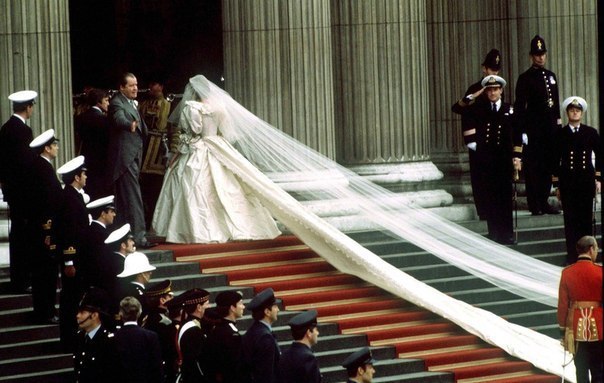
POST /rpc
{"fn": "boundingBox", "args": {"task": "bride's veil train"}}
[168,74,574,380]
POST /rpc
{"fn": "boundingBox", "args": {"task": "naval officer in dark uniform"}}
[102,223,135,314]
[452,49,502,220]
[465,75,523,244]
[73,287,119,382]
[56,155,89,351]
[28,129,62,324]
[552,97,602,265]
[514,35,561,215]
[341,347,377,383]
[80,195,116,290]
[0,90,37,292]
[206,290,244,383]
[239,288,281,383]
[278,309,322,383]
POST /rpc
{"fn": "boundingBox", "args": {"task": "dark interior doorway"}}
[69,0,224,95]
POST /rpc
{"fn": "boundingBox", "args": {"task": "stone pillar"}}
[222,0,336,158]
[332,0,430,165]
[0,0,74,165]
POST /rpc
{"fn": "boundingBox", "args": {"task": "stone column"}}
[333,0,430,164]
[0,0,74,165]
[222,0,336,158]
[332,0,443,187]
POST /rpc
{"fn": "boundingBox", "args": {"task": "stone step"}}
[0,337,62,360]
[0,354,72,378]
[0,368,73,383]
[320,358,454,383]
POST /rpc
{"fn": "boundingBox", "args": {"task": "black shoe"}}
[542,205,560,215]
[531,210,543,216]
[498,238,517,245]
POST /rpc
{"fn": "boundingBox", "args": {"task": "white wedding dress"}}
[152,100,281,243]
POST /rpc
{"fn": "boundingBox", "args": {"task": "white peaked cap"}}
[29,129,57,148]
[8,90,38,102]
[57,155,85,175]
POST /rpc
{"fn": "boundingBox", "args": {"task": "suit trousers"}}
[114,160,146,243]
[8,201,31,291]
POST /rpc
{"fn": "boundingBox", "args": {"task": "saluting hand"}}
[471,87,486,99]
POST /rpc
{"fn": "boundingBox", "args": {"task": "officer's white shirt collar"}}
[123,321,138,326]
[12,114,26,124]
[492,99,502,111]
[70,185,84,193]
[92,106,103,113]
[569,123,581,130]
[87,324,102,339]
[259,319,272,331]
[40,154,52,164]
[92,220,106,228]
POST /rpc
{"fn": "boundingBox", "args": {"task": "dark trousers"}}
[479,150,513,242]
[8,201,31,291]
[560,178,595,264]
[574,341,603,383]
[469,150,487,219]
[114,160,146,244]
[140,173,163,231]
[525,137,553,213]
[59,270,83,352]
[31,236,58,321]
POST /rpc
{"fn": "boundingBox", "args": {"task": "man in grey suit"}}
[108,72,154,248]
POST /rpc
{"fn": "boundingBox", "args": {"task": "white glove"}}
[522,133,528,145]
[467,142,477,151]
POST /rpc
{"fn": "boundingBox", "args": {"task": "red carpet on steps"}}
[160,236,560,383]
[154,235,303,257]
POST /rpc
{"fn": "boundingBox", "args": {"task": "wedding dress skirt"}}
[152,135,281,244]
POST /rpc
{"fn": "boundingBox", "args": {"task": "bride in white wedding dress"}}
[152,75,281,243]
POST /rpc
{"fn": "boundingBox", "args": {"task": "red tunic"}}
[557,256,603,341]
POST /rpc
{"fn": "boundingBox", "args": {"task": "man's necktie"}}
[492,103,497,112]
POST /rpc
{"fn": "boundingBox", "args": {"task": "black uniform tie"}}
[492,103,497,112]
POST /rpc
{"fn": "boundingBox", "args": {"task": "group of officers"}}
[74,282,379,383]
[452,35,601,264]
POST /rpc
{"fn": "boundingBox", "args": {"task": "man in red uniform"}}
[557,235,603,383]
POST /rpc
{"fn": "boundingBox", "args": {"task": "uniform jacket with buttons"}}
[514,65,561,137]
[74,325,119,382]
[551,124,601,188]
[465,101,523,159]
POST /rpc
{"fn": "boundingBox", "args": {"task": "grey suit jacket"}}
[108,93,148,182]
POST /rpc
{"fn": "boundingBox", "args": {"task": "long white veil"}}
[167,75,574,380]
